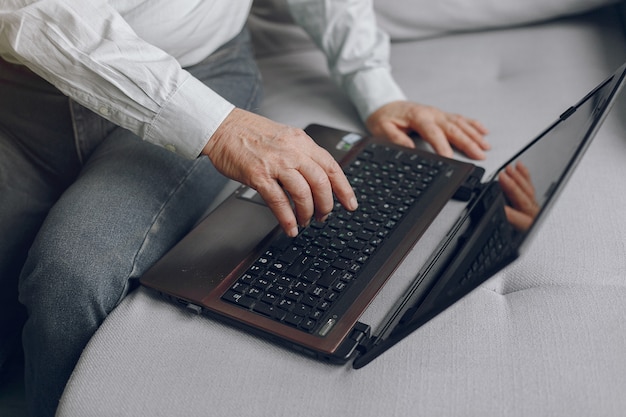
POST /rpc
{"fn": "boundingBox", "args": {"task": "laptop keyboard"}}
[222,142,451,335]
[461,216,510,286]
[458,195,515,291]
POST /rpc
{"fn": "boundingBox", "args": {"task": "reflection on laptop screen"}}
[496,73,617,244]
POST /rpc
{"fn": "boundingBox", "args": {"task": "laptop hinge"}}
[351,322,373,356]
[453,166,485,201]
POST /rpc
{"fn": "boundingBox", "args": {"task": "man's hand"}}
[203,108,358,237]
[366,101,490,160]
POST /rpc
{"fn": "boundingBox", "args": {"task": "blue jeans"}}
[0,28,262,417]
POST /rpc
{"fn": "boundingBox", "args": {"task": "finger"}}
[309,148,358,213]
[442,121,486,160]
[455,116,491,150]
[255,180,300,237]
[414,121,454,158]
[287,157,337,223]
[379,122,416,148]
[467,118,490,136]
[277,168,316,227]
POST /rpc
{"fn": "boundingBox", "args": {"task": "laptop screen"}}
[495,67,624,250]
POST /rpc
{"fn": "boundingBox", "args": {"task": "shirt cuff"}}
[343,67,406,122]
[145,74,234,159]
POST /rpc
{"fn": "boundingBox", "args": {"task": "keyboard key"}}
[292,303,311,317]
[223,291,255,309]
[277,299,294,311]
[317,268,340,288]
[286,255,312,277]
[261,292,278,305]
[253,302,277,318]
[301,295,319,308]
[284,289,302,301]
[284,313,303,327]
[301,319,317,331]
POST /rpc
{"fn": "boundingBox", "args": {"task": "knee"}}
[18,229,130,334]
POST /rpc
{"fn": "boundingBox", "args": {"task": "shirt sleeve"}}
[0,0,232,159]
[285,0,406,122]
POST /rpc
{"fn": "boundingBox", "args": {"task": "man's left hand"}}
[366,100,490,160]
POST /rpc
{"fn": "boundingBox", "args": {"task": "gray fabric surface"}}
[57,6,626,417]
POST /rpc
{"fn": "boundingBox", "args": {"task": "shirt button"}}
[98,106,110,116]
[164,144,176,152]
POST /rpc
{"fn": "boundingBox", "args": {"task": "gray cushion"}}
[249,0,620,56]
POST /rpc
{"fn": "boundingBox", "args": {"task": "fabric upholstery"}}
[249,0,620,56]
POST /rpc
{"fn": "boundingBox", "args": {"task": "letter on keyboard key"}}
[284,313,303,327]
[301,318,317,331]
[223,290,255,309]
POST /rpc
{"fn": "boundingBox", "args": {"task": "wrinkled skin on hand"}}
[203,109,358,237]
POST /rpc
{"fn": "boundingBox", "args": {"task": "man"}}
[0,1,489,416]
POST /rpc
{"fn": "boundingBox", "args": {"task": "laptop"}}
[141,62,626,368]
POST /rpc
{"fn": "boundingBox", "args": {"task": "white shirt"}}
[0,0,405,158]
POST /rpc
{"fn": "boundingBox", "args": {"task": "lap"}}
[1,25,262,364]
[19,130,227,310]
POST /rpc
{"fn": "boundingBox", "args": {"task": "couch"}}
[57,1,626,416]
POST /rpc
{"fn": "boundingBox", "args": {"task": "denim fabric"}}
[0,28,262,417]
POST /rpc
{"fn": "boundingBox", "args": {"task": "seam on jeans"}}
[113,278,132,308]
[122,157,205,297]
[244,73,264,112]
[68,100,85,166]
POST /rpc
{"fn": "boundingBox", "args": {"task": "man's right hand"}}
[202,108,358,237]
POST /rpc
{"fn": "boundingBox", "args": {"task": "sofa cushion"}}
[374,0,620,39]
[249,0,620,57]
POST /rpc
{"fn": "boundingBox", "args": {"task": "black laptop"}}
[141,63,626,369]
